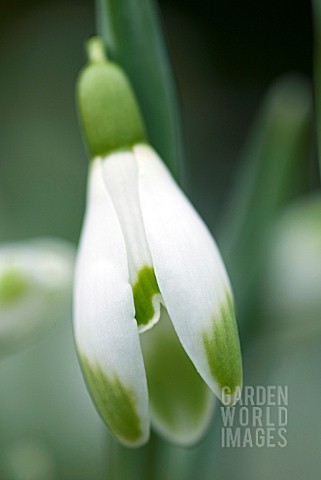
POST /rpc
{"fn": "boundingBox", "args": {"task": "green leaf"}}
[96,0,185,183]
[313,0,321,175]
[219,75,312,320]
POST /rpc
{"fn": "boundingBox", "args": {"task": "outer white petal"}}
[74,158,149,447]
[135,144,242,404]
[0,238,75,354]
[101,151,162,332]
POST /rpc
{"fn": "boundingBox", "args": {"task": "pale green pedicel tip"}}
[79,354,143,445]
[203,293,242,402]
[85,36,106,64]
[132,266,160,328]
[0,269,29,306]
[77,36,147,158]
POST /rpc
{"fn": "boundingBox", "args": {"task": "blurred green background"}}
[0,1,319,480]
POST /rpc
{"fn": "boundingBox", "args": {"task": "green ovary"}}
[132,266,160,328]
[203,292,242,395]
[0,268,29,306]
[79,354,142,443]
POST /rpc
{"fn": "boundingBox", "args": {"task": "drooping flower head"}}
[74,37,242,447]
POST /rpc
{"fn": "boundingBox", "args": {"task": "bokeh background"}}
[0,1,319,479]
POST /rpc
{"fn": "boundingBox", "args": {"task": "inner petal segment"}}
[102,151,162,331]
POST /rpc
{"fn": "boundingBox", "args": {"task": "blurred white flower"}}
[265,195,321,337]
[0,238,75,354]
[0,439,56,480]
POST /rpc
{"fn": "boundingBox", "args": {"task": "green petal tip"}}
[79,354,146,447]
[203,292,242,404]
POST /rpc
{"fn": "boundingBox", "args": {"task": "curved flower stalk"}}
[74,37,242,448]
[0,238,75,355]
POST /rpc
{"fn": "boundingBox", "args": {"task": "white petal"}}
[74,158,149,447]
[0,238,75,354]
[135,144,242,403]
[101,151,162,332]
[140,307,215,446]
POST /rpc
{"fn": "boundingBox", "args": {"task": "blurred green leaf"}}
[96,0,185,183]
[313,0,321,174]
[219,75,313,322]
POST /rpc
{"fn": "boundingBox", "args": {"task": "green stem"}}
[106,432,159,480]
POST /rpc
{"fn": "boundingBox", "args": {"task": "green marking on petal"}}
[132,266,160,328]
[203,292,242,396]
[0,269,29,306]
[79,354,142,444]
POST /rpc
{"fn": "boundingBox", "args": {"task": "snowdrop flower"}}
[74,37,242,447]
[265,195,321,337]
[0,238,75,355]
